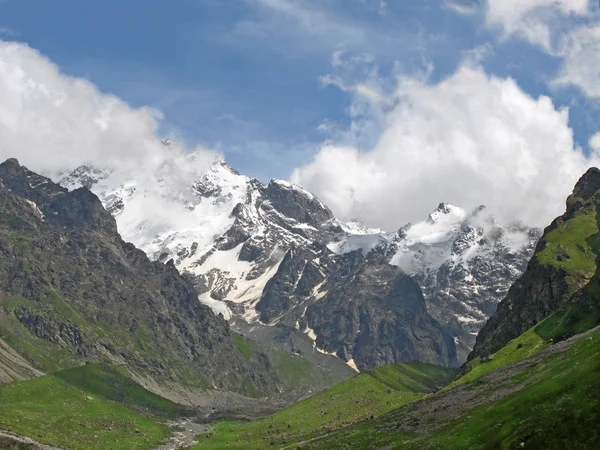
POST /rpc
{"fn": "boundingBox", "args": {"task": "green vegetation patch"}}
[0,304,80,373]
[232,333,254,359]
[536,208,599,281]
[310,328,600,450]
[419,328,600,449]
[368,361,457,393]
[0,364,177,450]
[535,305,600,343]
[196,362,456,449]
[451,324,546,388]
[275,352,311,388]
[0,213,25,229]
[54,364,184,419]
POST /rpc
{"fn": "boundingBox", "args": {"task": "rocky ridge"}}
[0,158,344,398]
[60,153,540,368]
[471,167,600,359]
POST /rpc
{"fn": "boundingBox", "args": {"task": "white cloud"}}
[292,64,599,229]
[0,41,217,177]
[0,27,16,37]
[486,0,590,52]
[591,132,600,153]
[554,24,600,99]
[236,0,365,52]
[445,0,479,16]
[234,0,439,61]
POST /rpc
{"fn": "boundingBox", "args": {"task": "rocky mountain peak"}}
[0,158,21,170]
[0,158,37,190]
[217,159,241,176]
[1,159,117,234]
[572,167,600,199]
[471,168,600,361]
[60,164,111,190]
[56,155,540,368]
[426,203,465,225]
[264,179,334,228]
[566,167,600,215]
[1,158,344,396]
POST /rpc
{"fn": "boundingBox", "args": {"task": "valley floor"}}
[308,326,600,449]
[1,326,598,450]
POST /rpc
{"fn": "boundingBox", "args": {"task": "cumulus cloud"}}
[0,41,217,178]
[486,0,590,52]
[292,64,600,229]
[483,0,600,103]
[554,24,600,99]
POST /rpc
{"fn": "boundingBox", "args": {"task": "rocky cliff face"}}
[350,204,541,362]
[59,154,539,368]
[471,167,600,360]
[0,158,341,395]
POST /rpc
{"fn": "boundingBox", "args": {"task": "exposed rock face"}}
[331,204,540,363]
[263,179,334,227]
[0,337,43,383]
[60,156,539,368]
[471,168,600,360]
[251,244,456,370]
[0,158,340,395]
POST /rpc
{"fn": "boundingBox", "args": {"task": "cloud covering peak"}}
[292,64,600,229]
[1,41,599,232]
[0,41,217,177]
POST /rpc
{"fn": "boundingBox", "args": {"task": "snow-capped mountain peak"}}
[426,203,465,224]
[59,155,540,366]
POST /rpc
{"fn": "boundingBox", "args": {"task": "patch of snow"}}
[328,233,386,256]
[293,223,318,230]
[243,303,261,322]
[456,315,481,324]
[315,346,337,356]
[271,178,315,200]
[28,179,48,189]
[198,296,232,320]
[24,199,44,220]
[311,281,328,300]
[234,258,284,303]
[346,359,359,372]
[305,326,318,341]
[340,219,384,235]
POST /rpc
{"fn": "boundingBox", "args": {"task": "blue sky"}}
[1,0,600,227]
[1,0,594,179]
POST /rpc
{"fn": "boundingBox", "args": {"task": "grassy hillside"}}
[308,326,600,449]
[472,168,600,359]
[194,362,457,449]
[0,363,184,450]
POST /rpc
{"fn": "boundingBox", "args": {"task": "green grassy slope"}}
[0,363,184,450]
[457,300,600,390]
[194,362,457,449]
[471,170,600,360]
[310,327,600,449]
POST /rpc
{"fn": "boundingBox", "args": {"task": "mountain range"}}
[0,158,347,403]
[59,148,540,368]
[1,156,599,449]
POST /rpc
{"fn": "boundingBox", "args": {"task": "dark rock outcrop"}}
[470,167,600,360]
[0,158,329,395]
[256,246,457,369]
